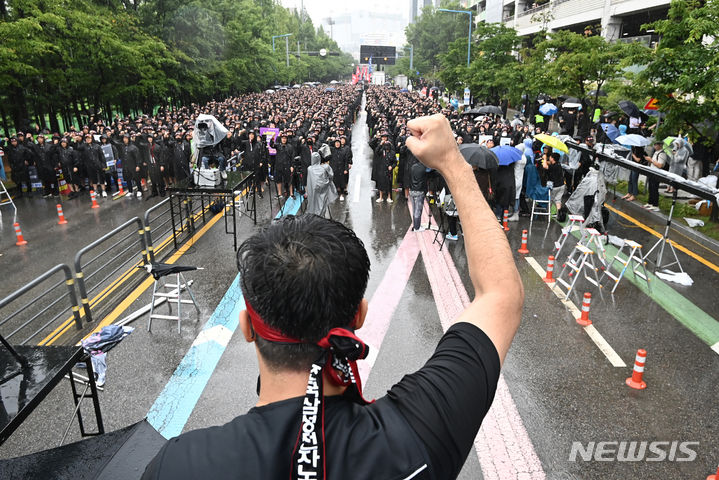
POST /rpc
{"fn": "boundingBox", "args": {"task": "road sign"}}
[644,98,659,110]
[464,87,470,106]
[319,48,327,57]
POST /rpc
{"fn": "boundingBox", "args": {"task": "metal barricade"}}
[74,217,149,324]
[144,198,173,262]
[0,264,83,345]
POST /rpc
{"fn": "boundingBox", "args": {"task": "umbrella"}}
[557,94,570,101]
[618,100,643,118]
[539,103,558,115]
[615,134,652,147]
[477,105,503,115]
[329,80,339,84]
[562,102,582,109]
[662,136,678,156]
[563,97,581,104]
[324,87,336,92]
[458,143,499,170]
[491,145,522,166]
[600,123,620,142]
[464,107,482,115]
[292,84,301,88]
[400,88,409,93]
[588,89,607,97]
[644,109,665,118]
[534,133,568,153]
[265,89,275,94]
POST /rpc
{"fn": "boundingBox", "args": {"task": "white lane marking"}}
[402,464,428,479]
[191,324,233,348]
[525,256,626,367]
[351,173,361,203]
[711,342,719,355]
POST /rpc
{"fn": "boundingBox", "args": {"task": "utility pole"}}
[285,36,290,67]
[410,44,414,71]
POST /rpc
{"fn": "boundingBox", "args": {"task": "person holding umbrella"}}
[541,152,566,212]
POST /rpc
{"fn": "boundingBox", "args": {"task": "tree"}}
[463,23,521,104]
[404,2,470,80]
[633,0,719,140]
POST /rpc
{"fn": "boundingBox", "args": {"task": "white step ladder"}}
[556,244,603,299]
[554,214,584,261]
[148,271,201,334]
[600,239,651,294]
[578,227,608,268]
[0,179,18,223]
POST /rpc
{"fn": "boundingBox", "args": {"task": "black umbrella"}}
[618,100,642,118]
[557,94,570,101]
[464,107,482,115]
[563,97,581,104]
[459,143,499,170]
[477,105,503,115]
[588,89,607,97]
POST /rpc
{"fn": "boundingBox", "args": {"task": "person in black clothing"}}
[373,131,396,203]
[145,134,166,198]
[55,137,80,198]
[330,138,349,200]
[409,160,428,231]
[6,137,31,196]
[35,134,58,197]
[272,132,296,198]
[77,134,107,197]
[142,114,523,480]
[118,134,143,198]
[543,152,566,211]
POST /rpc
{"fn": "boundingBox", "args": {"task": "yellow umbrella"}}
[533,133,569,153]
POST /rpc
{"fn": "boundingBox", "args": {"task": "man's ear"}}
[239,310,255,343]
[354,298,368,331]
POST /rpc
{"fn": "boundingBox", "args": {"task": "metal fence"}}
[73,217,149,324]
[0,264,82,345]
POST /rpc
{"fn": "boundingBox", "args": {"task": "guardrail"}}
[144,198,172,263]
[0,264,82,345]
[73,217,149,324]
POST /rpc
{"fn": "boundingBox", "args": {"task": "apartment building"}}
[460,0,670,44]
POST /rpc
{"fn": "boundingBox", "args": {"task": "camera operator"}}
[197,121,226,171]
[142,114,523,480]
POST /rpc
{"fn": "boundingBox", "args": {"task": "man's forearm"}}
[440,154,522,298]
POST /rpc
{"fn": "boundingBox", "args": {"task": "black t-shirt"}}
[142,322,500,480]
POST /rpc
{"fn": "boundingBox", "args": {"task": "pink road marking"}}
[358,227,421,385]
[411,201,546,479]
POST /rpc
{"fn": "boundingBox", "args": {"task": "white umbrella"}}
[615,134,652,147]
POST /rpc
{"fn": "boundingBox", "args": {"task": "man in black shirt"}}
[142,114,524,480]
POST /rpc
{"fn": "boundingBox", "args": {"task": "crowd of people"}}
[0,86,362,203]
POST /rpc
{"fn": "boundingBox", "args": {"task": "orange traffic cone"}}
[707,465,719,480]
[117,181,125,196]
[518,230,530,254]
[576,292,592,326]
[90,190,100,209]
[626,349,647,390]
[14,222,28,246]
[56,204,68,224]
[502,210,510,232]
[544,256,556,283]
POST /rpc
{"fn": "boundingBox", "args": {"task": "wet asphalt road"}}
[1,99,718,479]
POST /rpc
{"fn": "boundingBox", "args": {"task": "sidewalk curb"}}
[607,193,719,257]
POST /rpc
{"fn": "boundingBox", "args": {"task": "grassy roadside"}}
[611,180,719,242]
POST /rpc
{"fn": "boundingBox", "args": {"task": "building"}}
[463,0,670,44]
[410,0,440,23]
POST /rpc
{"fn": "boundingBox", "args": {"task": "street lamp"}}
[272,33,292,67]
[438,8,473,68]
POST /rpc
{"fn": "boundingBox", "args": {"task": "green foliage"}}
[632,0,719,142]
[0,0,353,133]
[403,2,469,80]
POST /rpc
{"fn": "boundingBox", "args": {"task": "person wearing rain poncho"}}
[666,137,692,193]
[306,146,338,217]
[193,114,229,172]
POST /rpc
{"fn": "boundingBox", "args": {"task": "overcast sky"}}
[280,0,410,33]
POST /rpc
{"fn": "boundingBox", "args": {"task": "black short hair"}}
[550,152,561,162]
[237,215,370,371]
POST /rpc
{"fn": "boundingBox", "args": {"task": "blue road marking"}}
[275,193,304,219]
[147,273,245,439]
